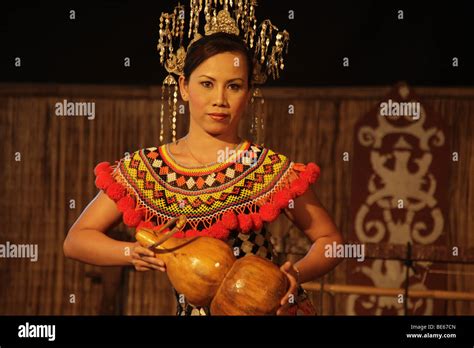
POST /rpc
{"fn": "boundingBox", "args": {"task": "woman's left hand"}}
[276,261,299,315]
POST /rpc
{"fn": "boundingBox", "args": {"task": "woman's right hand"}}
[131,242,166,272]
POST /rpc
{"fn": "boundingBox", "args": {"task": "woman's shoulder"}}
[249,142,321,184]
[118,144,166,165]
[246,141,294,168]
[255,142,320,168]
[250,142,285,157]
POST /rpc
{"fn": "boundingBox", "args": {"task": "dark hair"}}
[183,32,254,88]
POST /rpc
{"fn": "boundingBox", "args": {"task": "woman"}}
[63,32,343,316]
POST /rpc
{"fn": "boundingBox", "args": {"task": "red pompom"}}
[185,229,201,237]
[94,162,112,176]
[106,182,126,201]
[208,221,230,240]
[95,173,115,190]
[117,195,135,212]
[250,213,263,231]
[259,203,280,222]
[221,211,238,230]
[273,189,293,209]
[123,209,144,227]
[136,220,155,231]
[301,162,320,184]
[213,229,230,240]
[289,178,309,197]
[173,231,186,238]
[238,213,253,234]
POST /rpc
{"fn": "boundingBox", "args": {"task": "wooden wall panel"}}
[0,83,472,315]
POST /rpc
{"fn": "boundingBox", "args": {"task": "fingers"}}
[133,245,155,257]
[131,258,166,272]
[280,261,291,272]
[280,262,298,306]
[131,259,154,271]
[131,245,166,272]
[277,266,298,316]
[142,256,167,272]
[280,284,298,306]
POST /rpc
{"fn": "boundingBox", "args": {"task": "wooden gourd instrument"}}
[135,215,288,315]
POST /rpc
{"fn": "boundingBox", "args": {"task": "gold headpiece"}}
[157,0,290,144]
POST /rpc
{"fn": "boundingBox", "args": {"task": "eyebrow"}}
[198,75,244,83]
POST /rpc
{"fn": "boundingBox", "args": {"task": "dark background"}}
[1,0,473,86]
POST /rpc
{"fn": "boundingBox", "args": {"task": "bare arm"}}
[283,187,344,284]
[63,191,165,271]
[63,191,136,266]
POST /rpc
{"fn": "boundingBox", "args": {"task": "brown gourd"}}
[135,215,288,315]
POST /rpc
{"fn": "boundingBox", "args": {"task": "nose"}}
[212,85,229,107]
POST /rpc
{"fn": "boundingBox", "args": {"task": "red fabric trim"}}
[238,213,253,234]
[93,160,320,240]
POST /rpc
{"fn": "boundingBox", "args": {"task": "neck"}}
[182,123,243,162]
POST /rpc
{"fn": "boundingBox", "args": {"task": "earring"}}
[250,87,265,146]
[158,6,185,144]
[160,74,178,143]
[159,83,165,143]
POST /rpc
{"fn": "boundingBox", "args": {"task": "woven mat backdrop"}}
[0,83,472,315]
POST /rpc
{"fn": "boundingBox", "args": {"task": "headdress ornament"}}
[157,0,290,145]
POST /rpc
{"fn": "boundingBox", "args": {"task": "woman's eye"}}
[200,81,212,88]
[229,84,241,90]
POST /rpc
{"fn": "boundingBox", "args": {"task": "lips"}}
[208,113,230,121]
[208,113,229,117]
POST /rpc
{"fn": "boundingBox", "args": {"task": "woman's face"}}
[179,51,251,137]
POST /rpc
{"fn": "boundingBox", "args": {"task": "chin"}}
[204,123,229,134]
[205,128,227,137]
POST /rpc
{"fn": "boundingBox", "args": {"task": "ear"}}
[178,75,189,101]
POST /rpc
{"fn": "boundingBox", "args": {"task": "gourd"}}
[135,215,288,315]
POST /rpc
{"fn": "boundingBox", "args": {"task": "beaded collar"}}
[94,140,320,240]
